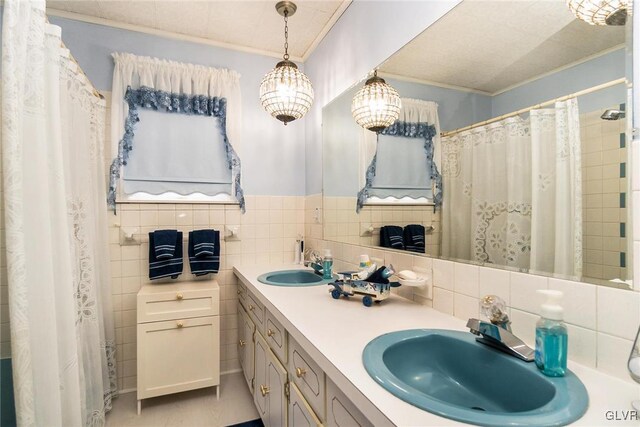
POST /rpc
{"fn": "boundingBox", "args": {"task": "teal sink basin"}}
[257,269,331,286]
[363,329,588,426]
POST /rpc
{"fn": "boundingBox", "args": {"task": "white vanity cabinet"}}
[136,281,220,414]
[237,278,373,427]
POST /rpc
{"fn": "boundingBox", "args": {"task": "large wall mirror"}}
[322,0,634,289]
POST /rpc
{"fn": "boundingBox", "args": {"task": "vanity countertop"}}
[234,264,640,426]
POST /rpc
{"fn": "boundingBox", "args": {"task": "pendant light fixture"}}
[567,0,628,25]
[351,70,402,133]
[260,1,314,125]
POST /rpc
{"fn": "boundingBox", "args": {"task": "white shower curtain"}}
[2,1,116,425]
[441,100,582,276]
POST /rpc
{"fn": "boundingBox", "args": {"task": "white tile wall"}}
[110,196,305,391]
[308,188,640,382]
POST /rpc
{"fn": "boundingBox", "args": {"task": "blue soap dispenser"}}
[322,249,333,280]
[535,290,568,377]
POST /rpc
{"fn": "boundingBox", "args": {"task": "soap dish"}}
[399,277,427,287]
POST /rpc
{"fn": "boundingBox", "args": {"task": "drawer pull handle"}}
[267,329,275,337]
[248,304,255,311]
[239,339,246,347]
[260,385,270,397]
[176,293,183,300]
[295,367,306,378]
[176,321,184,328]
[237,290,241,295]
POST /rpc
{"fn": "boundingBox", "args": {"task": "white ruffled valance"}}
[110,52,243,208]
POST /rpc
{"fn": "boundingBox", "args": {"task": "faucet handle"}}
[480,295,511,331]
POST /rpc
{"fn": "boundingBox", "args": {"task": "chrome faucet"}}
[303,249,323,274]
[467,318,535,362]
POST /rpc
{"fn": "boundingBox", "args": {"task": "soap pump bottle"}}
[322,249,333,280]
[534,290,568,377]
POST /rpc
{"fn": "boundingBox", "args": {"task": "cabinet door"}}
[137,316,220,400]
[289,338,325,421]
[289,382,322,427]
[254,332,269,419]
[266,350,287,427]
[238,304,246,369]
[240,306,255,390]
[326,378,372,427]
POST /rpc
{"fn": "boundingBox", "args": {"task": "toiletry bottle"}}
[322,249,333,279]
[359,254,371,268]
[534,290,568,377]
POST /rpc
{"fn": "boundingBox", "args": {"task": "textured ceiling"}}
[47,0,346,59]
[379,0,625,94]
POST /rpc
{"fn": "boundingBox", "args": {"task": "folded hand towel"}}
[380,226,404,250]
[191,229,217,258]
[149,231,183,280]
[152,229,178,259]
[188,229,220,276]
[404,224,425,253]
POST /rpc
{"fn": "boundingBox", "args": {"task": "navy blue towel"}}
[191,229,217,258]
[380,226,404,250]
[404,224,425,253]
[188,230,220,276]
[153,229,178,259]
[148,231,183,280]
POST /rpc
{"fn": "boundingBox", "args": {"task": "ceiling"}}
[379,0,626,94]
[47,0,348,60]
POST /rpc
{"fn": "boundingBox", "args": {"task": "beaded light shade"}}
[260,60,313,125]
[260,1,314,125]
[567,0,628,25]
[351,71,402,133]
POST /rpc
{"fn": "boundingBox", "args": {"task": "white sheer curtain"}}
[441,100,582,276]
[530,99,583,278]
[441,117,532,269]
[2,1,116,425]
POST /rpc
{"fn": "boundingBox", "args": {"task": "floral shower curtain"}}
[441,100,582,276]
[2,1,116,425]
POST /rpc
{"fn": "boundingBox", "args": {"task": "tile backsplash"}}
[306,191,640,384]
[109,197,305,391]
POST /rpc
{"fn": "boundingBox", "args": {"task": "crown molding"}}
[45,8,305,62]
[377,72,493,96]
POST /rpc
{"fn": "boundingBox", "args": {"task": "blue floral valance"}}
[107,85,245,212]
[356,121,442,212]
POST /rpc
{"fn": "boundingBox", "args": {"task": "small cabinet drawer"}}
[289,338,325,422]
[326,378,372,427]
[137,282,219,323]
[237,281,247,308]
[265,311,287,364]
[246,291,265,331]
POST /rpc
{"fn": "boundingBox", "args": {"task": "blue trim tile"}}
[620,192,626,208]
[621,222,626,238]
[620,162,626,177]
[620,132,626,148]
[621,252,626,268]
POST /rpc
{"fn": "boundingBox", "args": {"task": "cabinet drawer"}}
[265,310,287,364]
[137,316,220,399]
[137,284,219,323]
[326,378,372,427]
[289,338,325,422]
[246,291,265,331]
[237,281,247,309]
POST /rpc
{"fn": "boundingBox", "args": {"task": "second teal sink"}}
[363,329,588,426]
[257,269,331,286]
